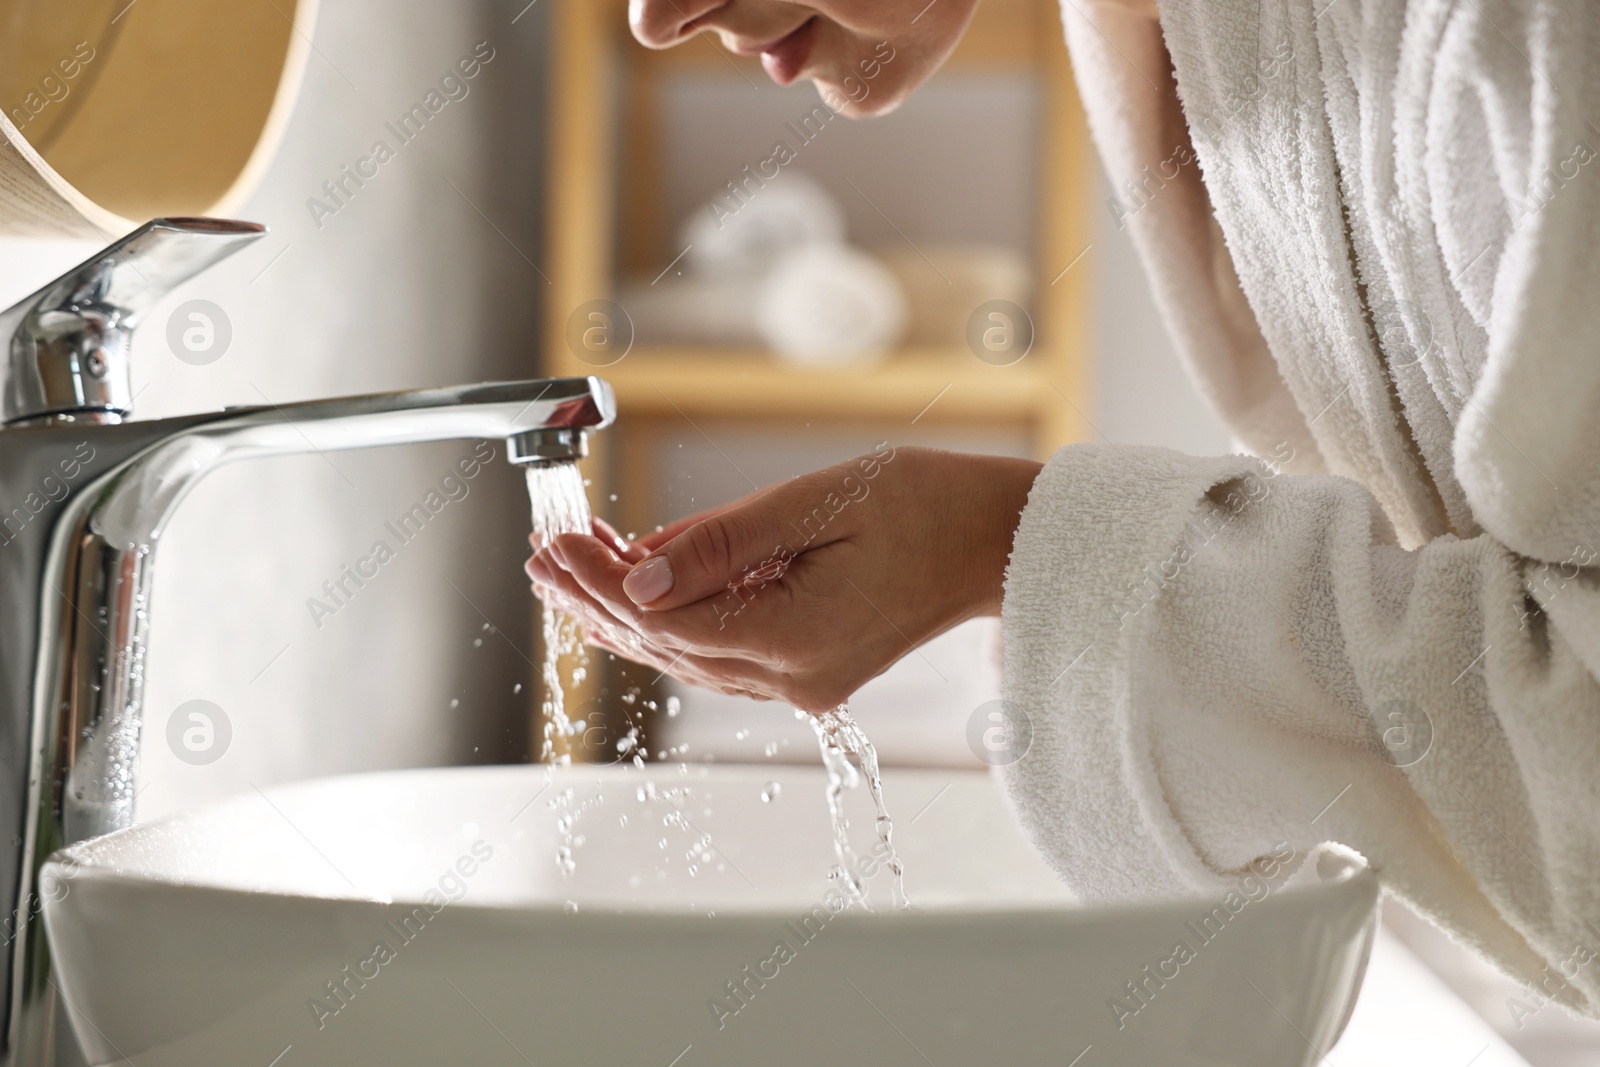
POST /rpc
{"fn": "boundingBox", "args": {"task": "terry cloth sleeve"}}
[999,443,1600,1017]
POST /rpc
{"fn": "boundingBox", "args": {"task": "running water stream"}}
[526,462,593,890]
[808,705,910,910]
[526,465,908,909]
[526,462,592,765]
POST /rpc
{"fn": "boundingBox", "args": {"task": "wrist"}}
[898,448,1039,624]
[962,453,1042,618]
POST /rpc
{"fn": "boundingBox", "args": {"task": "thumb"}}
[622,473,850,610]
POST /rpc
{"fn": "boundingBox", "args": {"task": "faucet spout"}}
[92,377,614,545]
[508,426,592,465]
[0,374,612,1065]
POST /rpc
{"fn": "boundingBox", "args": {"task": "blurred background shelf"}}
[543,0,1092,439]
[602,345,1085,427]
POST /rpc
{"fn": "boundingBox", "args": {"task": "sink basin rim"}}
[41,763,1376,921]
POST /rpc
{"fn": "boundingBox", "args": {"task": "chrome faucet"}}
[0,219,615,1066]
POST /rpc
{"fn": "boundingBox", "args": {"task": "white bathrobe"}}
[1003,0,1600,1014]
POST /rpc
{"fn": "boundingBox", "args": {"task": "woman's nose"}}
[628,0,726,49]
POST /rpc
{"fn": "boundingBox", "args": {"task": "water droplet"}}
[665,696,682,718]
[760,781,781,803]
[449,698,459,709]
[734,728,749,741]
[513,683,523,694]
[764,741,780,758]
[563,900,580,913]
[618,814,628,827]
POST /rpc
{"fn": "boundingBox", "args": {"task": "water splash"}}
[807,705,909,910]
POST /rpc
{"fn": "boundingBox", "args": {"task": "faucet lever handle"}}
[0,217,266,425]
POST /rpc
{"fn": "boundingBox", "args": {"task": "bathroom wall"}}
[0,0,553,822]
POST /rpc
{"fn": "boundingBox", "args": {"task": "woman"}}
[530,0,1600,1018]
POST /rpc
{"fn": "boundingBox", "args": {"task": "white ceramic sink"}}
[41,764,1377,1066]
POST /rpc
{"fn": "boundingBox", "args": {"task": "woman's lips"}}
[758,17,818,86]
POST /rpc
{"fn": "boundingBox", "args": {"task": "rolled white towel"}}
[681,171,846,279]
[756,244,907,367]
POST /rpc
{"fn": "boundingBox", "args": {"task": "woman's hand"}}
[525,446,1041,712]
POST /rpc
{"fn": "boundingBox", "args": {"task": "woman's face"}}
[628,0,979,116]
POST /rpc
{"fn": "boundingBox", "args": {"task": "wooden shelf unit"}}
[612,345,1073,420]
[543,0,1095,453]
[536,0,1096,759]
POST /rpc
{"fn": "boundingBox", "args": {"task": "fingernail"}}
[548,540,570,568]
[623,555,674,604]
[526,555,550,583]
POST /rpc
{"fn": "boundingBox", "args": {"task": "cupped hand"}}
[525,446,1041,712]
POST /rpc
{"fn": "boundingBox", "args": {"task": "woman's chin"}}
[816,81,911,119]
